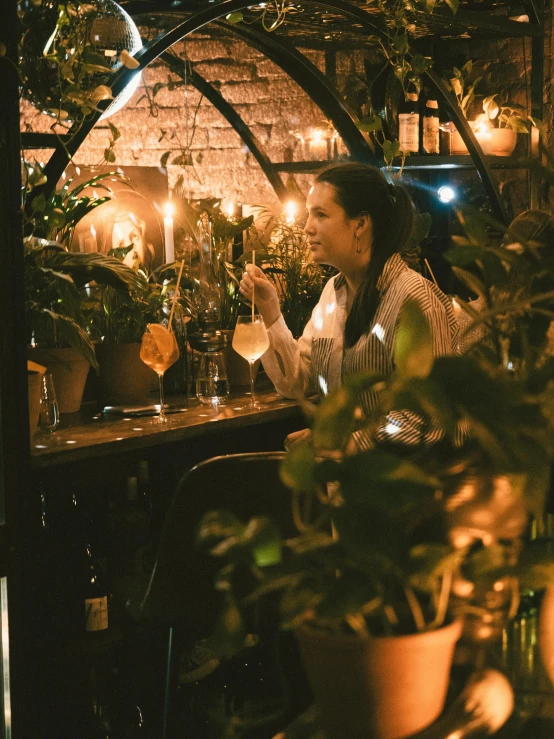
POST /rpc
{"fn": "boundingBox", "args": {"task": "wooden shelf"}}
[30,389,302,468]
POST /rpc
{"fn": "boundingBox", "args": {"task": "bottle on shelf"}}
[422,99,440,155]
[398,91,420,154]
[84,528,110,637]
[110,475,152,611]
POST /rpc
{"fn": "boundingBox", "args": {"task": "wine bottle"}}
[398,92,420,153]
[84,536,110,636]
[422,99,440,154]
[111,476,151,610]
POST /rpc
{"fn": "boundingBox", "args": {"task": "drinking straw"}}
[424,258,438,287]
[251,249,255,321]
[168,259,186,333]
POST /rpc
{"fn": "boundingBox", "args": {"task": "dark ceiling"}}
[120,0,542,49]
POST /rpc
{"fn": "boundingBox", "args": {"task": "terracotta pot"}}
[27,372,43,437]
[96,343,157,405]
[490,128,517,156]
[221,329,260,388]
[27,346,90,414]
[296,619,461,739]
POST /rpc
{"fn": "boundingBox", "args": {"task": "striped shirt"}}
[262,253,458,449]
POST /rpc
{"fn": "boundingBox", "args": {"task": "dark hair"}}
[507,209,554,249]
[315,163,414,347]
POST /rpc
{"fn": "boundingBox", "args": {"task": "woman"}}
[240,163,458,450]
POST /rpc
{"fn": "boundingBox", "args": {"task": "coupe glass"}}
[139,323,180,423]
[232,315,269,408]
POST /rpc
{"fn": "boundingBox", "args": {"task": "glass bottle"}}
[398,92,420,153]
[422,99,440,154]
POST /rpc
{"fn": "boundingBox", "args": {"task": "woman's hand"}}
[240,264,281,328]
[284,427,312,451]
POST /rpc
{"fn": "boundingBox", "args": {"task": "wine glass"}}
[232,315,269,408]
[139,323,180,423]
[38,372,60,433]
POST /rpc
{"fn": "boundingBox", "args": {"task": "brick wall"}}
[20,5,554,215]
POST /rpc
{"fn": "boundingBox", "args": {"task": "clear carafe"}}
[196,351,229,406]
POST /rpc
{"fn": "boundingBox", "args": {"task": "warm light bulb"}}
[222,200,236,218]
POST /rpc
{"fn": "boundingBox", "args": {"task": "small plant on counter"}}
[25,237,139,369]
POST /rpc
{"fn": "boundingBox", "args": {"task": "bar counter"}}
[30,388,303,468]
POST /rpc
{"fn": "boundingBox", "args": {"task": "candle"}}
[164,202,175,263]
[309,130,328,160]
[474,130,492,155]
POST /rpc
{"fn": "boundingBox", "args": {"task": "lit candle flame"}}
[284,200,297,223]
[164,201,174,219]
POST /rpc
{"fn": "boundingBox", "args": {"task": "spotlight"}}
[438,186,456,204]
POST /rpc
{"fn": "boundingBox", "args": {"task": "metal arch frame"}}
[34,0,538,221]
[39,0,375,196]
[161,51,288,200]
[214,20,375,164]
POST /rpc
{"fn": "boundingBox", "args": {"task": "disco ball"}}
[19,0,142,122]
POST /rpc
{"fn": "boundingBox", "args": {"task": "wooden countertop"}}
[30,389,302,468]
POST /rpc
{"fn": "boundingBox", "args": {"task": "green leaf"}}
[392,32,409,55]
[357,115,383,133]
[226,11,243,23]
[108,121,121,142]
[383,139,400,163]
[443,0,459,13]
[394,301,434,379]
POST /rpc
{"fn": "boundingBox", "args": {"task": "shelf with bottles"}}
[390,155,535,171]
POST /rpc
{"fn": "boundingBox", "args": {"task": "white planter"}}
[490,128,517,156]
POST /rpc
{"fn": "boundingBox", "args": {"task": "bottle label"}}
[398,113,419,152]
[423,115,440,154]
[85,596,108,632]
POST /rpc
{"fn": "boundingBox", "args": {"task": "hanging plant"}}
[18,0,140,160]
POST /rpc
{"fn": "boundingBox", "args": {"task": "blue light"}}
[438,186,456,204]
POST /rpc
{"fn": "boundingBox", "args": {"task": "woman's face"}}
[304,182,370,272]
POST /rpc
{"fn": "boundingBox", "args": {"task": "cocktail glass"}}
[139,323,180,423]
[232,315,269,408]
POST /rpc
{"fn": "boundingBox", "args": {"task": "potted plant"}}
[172,191,255,387]
[87,257,193,405]
[481,95,537,156]
[24,168,140,412]
[197,205,554,739]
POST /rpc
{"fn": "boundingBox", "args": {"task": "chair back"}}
[137,451,293,635]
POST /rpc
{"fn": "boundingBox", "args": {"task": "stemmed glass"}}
[39,372,60,433]
[232,315,269,408]
[139,323,180,423]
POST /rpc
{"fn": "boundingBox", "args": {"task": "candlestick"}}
[164,202,175,263]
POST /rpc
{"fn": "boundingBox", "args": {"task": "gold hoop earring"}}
[355,234,361,253]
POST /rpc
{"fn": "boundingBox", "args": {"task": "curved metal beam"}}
[161,51,287,201]
[39,0,270,193]
[37,0,506,222]
[215,20,374,164]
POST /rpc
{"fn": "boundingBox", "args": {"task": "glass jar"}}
[196,351,229,405]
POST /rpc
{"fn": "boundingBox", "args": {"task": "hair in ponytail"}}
[315,163,414,347]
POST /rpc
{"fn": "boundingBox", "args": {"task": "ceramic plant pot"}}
[27,346,90,414]
[490,129,517,156]
[96,342,157,406]
[296,619,462,739]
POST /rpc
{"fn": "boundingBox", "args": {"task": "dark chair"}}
[131,451,299,739]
